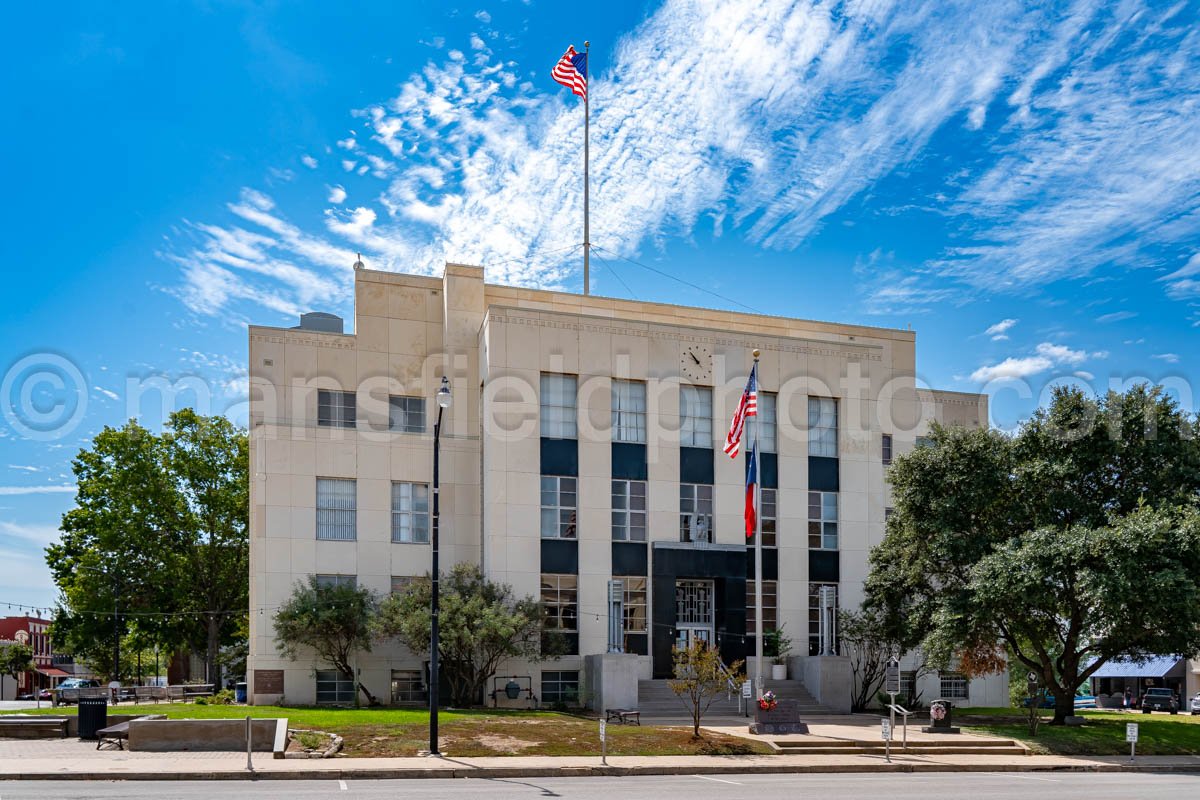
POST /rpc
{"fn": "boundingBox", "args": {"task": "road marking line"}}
[983,772,1061,782]
[338,779,348,790]
[692,774,743,785]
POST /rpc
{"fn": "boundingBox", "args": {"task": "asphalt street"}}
[2,772,1199,800]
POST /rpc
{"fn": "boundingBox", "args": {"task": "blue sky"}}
[2,0,1198,612]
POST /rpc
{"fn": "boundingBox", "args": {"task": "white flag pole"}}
[583,40,591,296]
[752,350,764,700]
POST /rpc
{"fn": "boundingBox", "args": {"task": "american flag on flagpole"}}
[723,363,758,457]
[551,45,588,99]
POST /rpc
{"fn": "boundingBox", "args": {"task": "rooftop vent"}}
[295,312,344,334]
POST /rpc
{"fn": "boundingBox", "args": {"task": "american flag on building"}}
[723,362,758,457]
[551,45,588,100]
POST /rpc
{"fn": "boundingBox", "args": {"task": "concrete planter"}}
[771,664,787,681]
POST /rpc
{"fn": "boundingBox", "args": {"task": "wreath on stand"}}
[758,690,778,712]
[929,702,948,722]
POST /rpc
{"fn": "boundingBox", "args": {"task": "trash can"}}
[235,682,247,704]
[78,696,108,740]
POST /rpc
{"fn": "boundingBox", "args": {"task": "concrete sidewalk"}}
[3,737,1200,781]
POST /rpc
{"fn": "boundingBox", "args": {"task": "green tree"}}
[46,410,248,684]
[1,643,35,696]
[866,385,1200,725]
[839,608,896,713]
[375,564,556,707]
[274,577,379,706]
[667,642,744,738]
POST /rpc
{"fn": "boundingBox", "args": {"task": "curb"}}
[5,761,1200,781]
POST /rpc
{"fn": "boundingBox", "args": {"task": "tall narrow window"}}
[680,386,713,448]
[756,487,777,547]
[808,396,837,457]
[611,379,647,443]
[622,577,648,633]
[390,576,416,595]
[316,478,356,540]
[882,433,893,466]
[746,579,778,632]
[541,476,578,539]
[540,374,578,439]
[680,483,713,542]
[318,390,356,429]
[808,491,838,549]
[391,482,430,543]
[541,574,578,631]
[611,480,647,541]
[748,391,777,453]
[808,582,838,655]
[389,396,426,433]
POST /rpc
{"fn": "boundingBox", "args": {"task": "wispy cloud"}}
[301,154,318,169]
[0,485,76,496]
[1152,352,1180,363]
[1096,311,1137,323]
[93,385,119,401]
[984,318,1018,341]
[328,185,347,204]
[164,0,1200,323]
[970,341,1090,383]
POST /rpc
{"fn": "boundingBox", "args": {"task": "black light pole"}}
[429,376,451,757]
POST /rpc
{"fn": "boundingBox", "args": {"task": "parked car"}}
[56,678,100,690]
[1141,687,1179,714]
[1188,693,1200,715]
[1022,692,1097,709]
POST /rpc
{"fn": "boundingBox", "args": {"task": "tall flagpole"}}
[583,40,591,296]
[752,349,764,700]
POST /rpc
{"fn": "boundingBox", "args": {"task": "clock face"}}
[680,344,712,383]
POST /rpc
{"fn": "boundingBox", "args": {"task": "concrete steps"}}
[774,738,1029,756]
[636,679,832,716]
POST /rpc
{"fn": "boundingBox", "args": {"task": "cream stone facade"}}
[247,264,1007,707]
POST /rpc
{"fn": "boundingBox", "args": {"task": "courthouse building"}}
[246,263,1009,707]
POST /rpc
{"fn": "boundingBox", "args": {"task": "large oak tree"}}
[866,385,1200,724]
[47,410,248,684]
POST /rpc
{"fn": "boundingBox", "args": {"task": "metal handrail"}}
[715,658,739,698]
[886,703,911,750]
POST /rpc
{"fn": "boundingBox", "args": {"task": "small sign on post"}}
[881,718,892,762]
[742,679,752,718]
[1126,722,1138,762]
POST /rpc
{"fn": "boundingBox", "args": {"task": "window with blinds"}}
[611,379,647,443]
[316,478,356,540]
[680,386,713,447]
[808,396,837,457]
[540,374,578,439]
[391,482,430,543]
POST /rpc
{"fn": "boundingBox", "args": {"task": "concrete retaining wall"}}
[127,718,284,752]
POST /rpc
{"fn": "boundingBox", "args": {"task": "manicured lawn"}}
[2,703,770,757]
[958,708,1200,755]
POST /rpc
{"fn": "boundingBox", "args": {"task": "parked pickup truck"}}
[1141,687,1179,714]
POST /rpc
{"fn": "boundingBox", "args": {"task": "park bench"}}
[0,717,69,739]
[134,686,168,703]
[95,721,131,750]
[604,708,641,726]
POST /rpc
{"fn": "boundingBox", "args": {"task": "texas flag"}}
[745,440,758,538]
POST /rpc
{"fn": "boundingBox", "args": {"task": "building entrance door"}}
[674,579,715,650]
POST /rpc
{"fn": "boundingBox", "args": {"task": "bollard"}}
[246,716,253,772]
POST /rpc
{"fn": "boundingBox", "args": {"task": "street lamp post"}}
[429,376,451,757]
